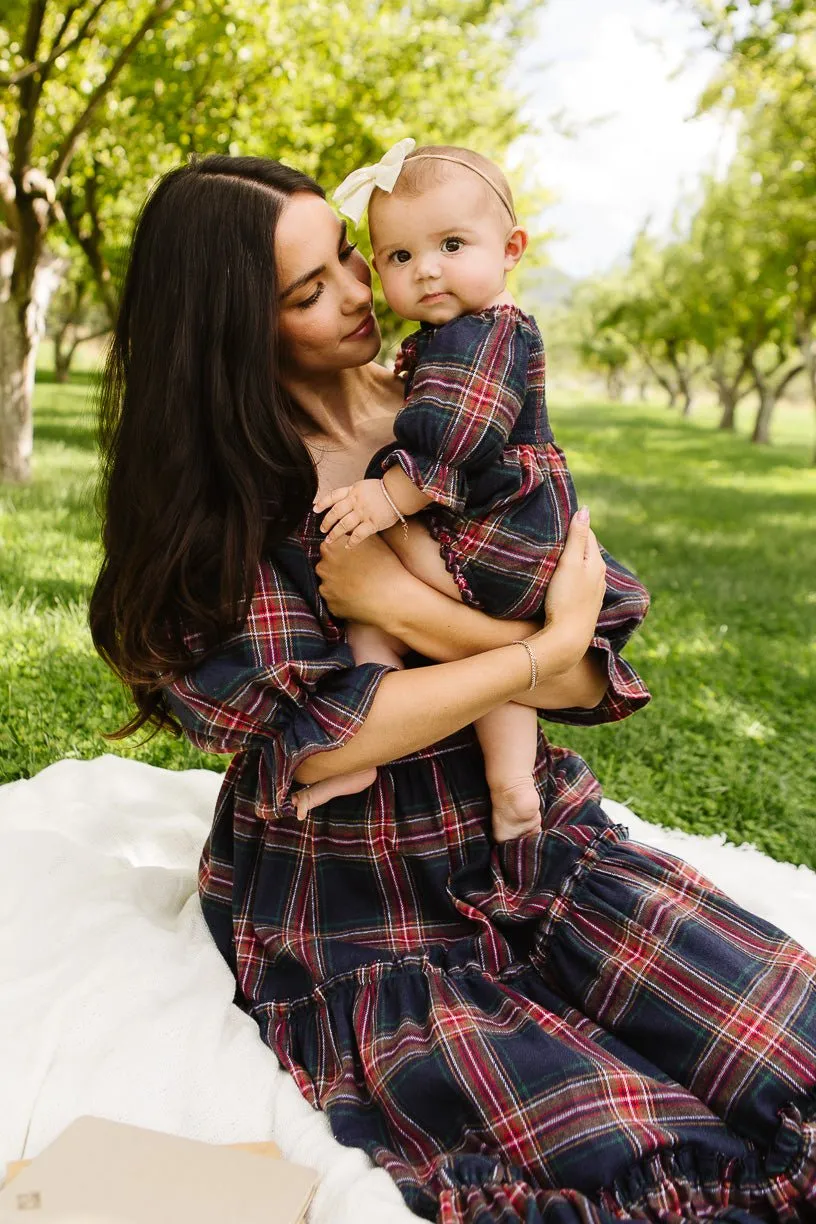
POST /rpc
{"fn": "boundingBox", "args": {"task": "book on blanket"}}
[0,1114,318,1222]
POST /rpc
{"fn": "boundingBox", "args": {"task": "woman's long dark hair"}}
[88,155,324,741]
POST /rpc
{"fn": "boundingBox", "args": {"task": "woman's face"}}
[275,192,381,375]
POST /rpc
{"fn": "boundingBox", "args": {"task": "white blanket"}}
[1,754,814,1223]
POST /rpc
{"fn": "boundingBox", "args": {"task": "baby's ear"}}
[371,252,379,273]
[504,227,528,270]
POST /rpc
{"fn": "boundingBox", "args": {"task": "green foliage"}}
[2,379,815,868]
[561,13,815,446]
[1,0,543,326]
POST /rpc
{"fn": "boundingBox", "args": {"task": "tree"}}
[1,0,543,483]
[687,0,815,448]
[0,0,187,483]
[46,253,109,381]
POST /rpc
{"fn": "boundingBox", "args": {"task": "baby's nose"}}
[415,254,441,278]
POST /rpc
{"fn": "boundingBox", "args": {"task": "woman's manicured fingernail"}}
[576,506,589,522]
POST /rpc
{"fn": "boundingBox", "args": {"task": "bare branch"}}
[49,0,181,189]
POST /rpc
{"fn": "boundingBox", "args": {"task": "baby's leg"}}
[381,518,462,600]
[475,702,542,843]
[383,519,541,840]
[292,622,407,821]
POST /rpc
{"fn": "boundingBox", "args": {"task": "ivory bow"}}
[332,138,416,225]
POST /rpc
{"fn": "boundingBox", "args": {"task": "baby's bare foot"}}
[489,777,542,843]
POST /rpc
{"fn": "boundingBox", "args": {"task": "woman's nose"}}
[342,267,372,312]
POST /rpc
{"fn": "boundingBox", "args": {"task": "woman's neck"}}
[286,362,393,448]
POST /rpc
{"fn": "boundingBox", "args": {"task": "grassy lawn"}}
[2,371,815,867]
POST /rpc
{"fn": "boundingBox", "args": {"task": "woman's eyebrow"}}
[279,222,349,300]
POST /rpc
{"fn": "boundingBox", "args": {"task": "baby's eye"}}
[442,237,464,253]
[390,250,412,265]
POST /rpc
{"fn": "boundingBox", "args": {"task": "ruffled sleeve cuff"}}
[379,447,468,515]
[254,660,398,822]
[538,636,651,727]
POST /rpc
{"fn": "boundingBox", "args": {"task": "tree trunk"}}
[0,293,36,483]
[53,321,75,383]
[794,315,816,466]
[670,355,694,418]
[606,368,623,400]
[0,253,62,483]
[712,350,754,431]
[749,357,804,447]
[751,386,776,444]
[54,342,71,382]
[717,384,737,430]
[680,381,693,418]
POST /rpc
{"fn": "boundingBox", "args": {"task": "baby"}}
[294,139,650,840]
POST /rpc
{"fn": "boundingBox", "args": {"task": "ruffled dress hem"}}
[415,1094,816,1223]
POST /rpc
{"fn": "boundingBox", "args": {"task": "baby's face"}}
[369,174,513,325]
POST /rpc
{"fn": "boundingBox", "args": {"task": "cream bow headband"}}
[332,138,517,226]
[332,138,416,225]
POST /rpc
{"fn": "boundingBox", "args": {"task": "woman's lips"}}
[344,313,375,340]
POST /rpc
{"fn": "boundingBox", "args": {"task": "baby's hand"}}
[313,478,400,549]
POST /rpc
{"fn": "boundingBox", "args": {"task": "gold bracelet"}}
[511,638,538,691]
[380,478,409,540]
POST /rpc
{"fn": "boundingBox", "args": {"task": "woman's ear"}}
[504,227,528,271]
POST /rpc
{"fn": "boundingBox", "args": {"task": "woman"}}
[89,155,816,1224]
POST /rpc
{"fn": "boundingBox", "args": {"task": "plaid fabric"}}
[372,307,652,666]
[164,517,816,1224]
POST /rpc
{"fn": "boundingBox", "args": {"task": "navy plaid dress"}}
[164,514,816,1224]
[366,304,649,652]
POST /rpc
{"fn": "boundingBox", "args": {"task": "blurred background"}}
[1,0,814,864]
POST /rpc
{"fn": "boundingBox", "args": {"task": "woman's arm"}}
[379,572,609,710]
[293,632,576,785]
[295,511,606,785]
[313,524,609,712]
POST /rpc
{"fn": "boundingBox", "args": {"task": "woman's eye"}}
[296,284,323,310]
[339,242,358,262]
[391,250,411,265]
[443,237,464,253]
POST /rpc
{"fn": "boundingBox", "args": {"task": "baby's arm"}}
[315,311,529,548]
[313,466,432,549]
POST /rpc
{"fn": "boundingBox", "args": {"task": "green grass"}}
[2,376,815,866]
[0,372,221,780]
[547,396,815,868]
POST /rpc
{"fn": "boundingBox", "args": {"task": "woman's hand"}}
[530,508,606,672]
[315,532,411,624]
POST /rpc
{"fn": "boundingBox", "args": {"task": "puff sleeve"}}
[162,556,397,821]
[538,635,651,726]
[379,310,530,513]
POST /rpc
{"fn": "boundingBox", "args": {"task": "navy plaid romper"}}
[365,304,650,652]
[164,517,816,1224]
